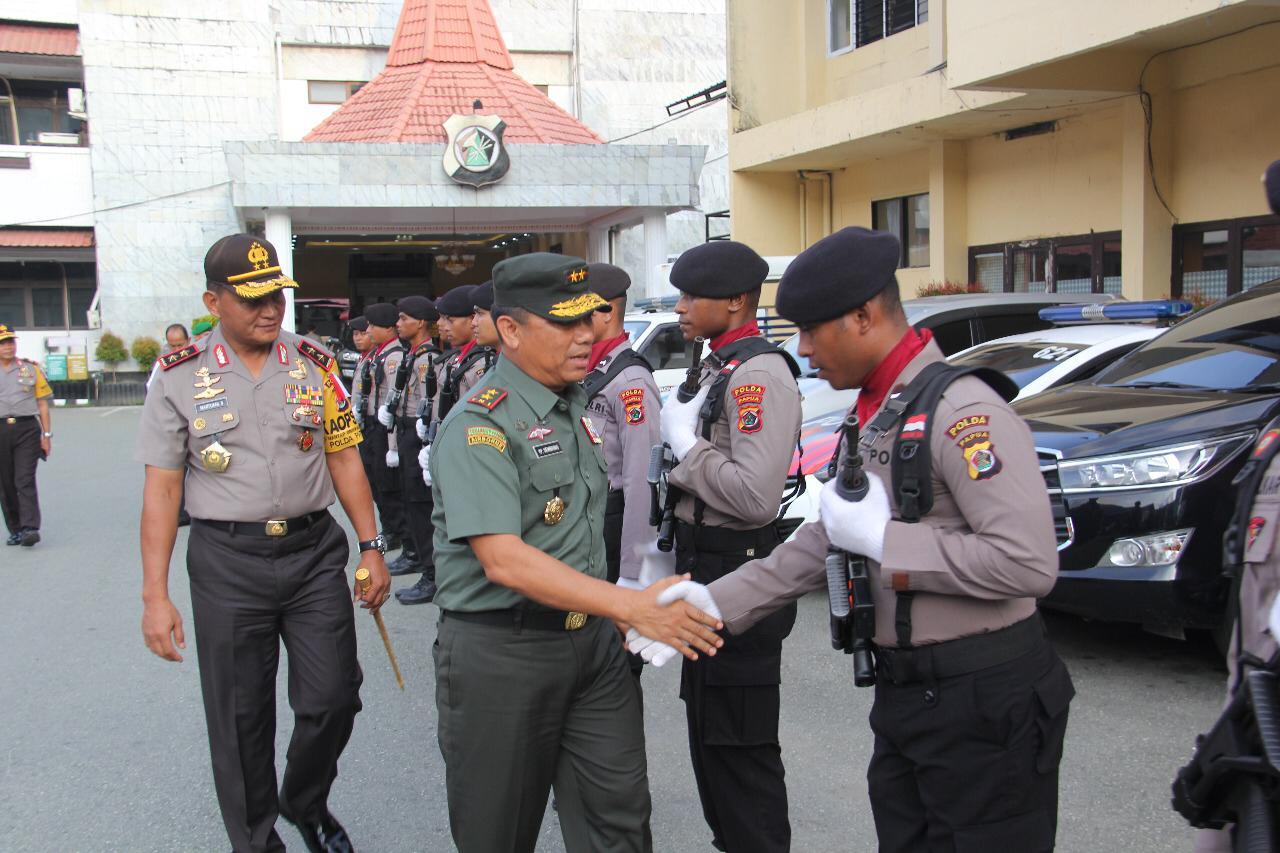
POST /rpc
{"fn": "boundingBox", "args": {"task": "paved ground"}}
[0,406,1227,852]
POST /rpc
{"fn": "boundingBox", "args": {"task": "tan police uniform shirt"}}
[399,341,437,421]
[451,344,493,403]
[0,359,52,417]
[668,339,803,530]
[374,340,404,414]
[135,326,362,521]
[586,339,663,581]
[708,340,1058,647]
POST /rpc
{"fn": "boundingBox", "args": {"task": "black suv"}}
[1017,281,1280,642]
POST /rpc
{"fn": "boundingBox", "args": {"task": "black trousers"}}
[0,416,41,534]
[362,423,406,544]
[396,421,434,576]
[603,489,643,679]
[868,629,1073,853]
[677,525,795,853]
[187,514,363,853]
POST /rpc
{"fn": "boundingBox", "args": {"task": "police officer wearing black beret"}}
[361,303,412,562]
[654,225,1072,852]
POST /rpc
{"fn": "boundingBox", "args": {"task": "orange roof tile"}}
[0,22,78,57]
[0,228,94,248]
[305,0,601,145]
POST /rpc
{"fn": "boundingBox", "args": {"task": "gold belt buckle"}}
[265,519,288,536]
[4,418,15,425]
[564,611,587,631]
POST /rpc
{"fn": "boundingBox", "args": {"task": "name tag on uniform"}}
[534,441,563,458]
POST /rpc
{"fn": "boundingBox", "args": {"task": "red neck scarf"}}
[588,332,630,372]
[456,339,477,360]
[856,328,933,427]
[710,319,761,353]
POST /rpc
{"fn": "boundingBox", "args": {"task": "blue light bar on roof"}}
[1038,300,1193,323]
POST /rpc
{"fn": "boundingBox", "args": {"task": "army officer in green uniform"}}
[429,253,725,853]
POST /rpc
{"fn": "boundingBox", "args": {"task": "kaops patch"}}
[946,414,990,439]
[620,387,646,425]
[732,384,765,434]
[324,371,350,412]
[467,426,508,453]
[962,439,1002,480]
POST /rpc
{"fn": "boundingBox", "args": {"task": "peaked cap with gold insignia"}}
[204,233,299,299]
[493,252,611,324]
[0,324,15,343]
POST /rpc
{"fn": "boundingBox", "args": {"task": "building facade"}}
[0,0,725,369]
[726,0,1280,306]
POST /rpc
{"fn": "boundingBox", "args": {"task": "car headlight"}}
[1098,529,1193,568]
[1058,433,1252,492]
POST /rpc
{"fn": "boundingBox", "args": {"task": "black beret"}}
[436,285,476,317]
[472,281,494,311]
[776,227,900,326]
[347,316,369,332]
[1267,159,1280,217]
[587,263,631,301]
[364,302,399,327]
[669,241,768,298]
[397,295,438,321]
[493,253,610,323]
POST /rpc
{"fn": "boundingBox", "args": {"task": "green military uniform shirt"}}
[429,354,609,612]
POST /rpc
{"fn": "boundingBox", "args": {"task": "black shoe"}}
[5,532,19,546]
[387,553,422,576]
[395,574,437,605]
[19,529,39,547]
[279,805,353,853]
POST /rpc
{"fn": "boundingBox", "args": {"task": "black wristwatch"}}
[358,534,388,554]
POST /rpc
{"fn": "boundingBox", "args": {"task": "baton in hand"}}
[355,567,405,690]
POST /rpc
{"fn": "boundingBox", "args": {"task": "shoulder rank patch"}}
[946,414,989,439]
[466,426,507,453]
[732,384,764,434]
[468,387,507,410]
[159,344,199,370]
[620,387,646,425]
[297,338,335,372]
[962,438,1002,481]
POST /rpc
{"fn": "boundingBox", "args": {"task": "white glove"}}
[625,580,722,668]
[819,472,891,563]
[660,386,709,461]
[416,420,429,441]
[419,444,432,486]
[377,405,394,428]
[385,448,399,468]
[616,540,677,590]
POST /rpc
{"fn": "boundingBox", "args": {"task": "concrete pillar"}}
[928,140,969,285]
[587,227,610,263]
[642,210,668,299]
[264,208,295,332]
[1120,64,1173,301]
[928,0,946,70]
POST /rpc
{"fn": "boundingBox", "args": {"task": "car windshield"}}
[624,320,649,342]
[780,333,814,377]
[1095,287,1280,391]
[949,341,1086,390]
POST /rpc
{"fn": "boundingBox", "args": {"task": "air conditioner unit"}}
[67,87,87,121]
[37,132,80,145]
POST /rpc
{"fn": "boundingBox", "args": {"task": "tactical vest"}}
[439,346,496,422]
[582,347,652,399]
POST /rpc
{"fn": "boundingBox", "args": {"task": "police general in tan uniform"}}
[644,227,1074,852]
[428,253,724,853]
[658,241,803,853]
[0,324,53,547]
[137,234,391,853]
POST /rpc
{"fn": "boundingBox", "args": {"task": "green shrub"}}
[131,336,161,370]
[915,281,987,297]
[95,331,128,378]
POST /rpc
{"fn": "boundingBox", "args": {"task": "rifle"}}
[649,338,705,552]
[383,339,410,429]
[353,356,373,431]
[419,350,438,443]
[1172,650,1280,850]
[824,411,877,687]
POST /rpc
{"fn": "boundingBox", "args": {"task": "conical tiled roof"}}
[305,0,602,145]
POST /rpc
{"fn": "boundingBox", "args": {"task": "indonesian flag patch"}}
[900,414,927,439]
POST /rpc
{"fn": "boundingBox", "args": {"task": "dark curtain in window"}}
[855,0,884,47]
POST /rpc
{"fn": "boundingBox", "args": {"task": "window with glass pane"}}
[855,0,885,46]
[1101,239,1122,294]
[308,81,350,104]
[67,287,94,329]
[1180,229,1230,302]
[16,105,54,144]
[1053,244,1092,295]
[887,0,917,34]
[829,0,852,52]
[1013,247,1049,293]
[0,288,23,326]
[872,198,901,241]
[973,251,1003,293]
[1243,224,1280,291]
[906,194,929,268]
[30,288,64,328]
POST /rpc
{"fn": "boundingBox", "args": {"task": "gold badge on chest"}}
[200,440,232,473]
[544,494,566,525]
[193,367,225,400]
[289,358,308,380]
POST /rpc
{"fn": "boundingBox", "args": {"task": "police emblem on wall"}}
[442,104,510,188]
